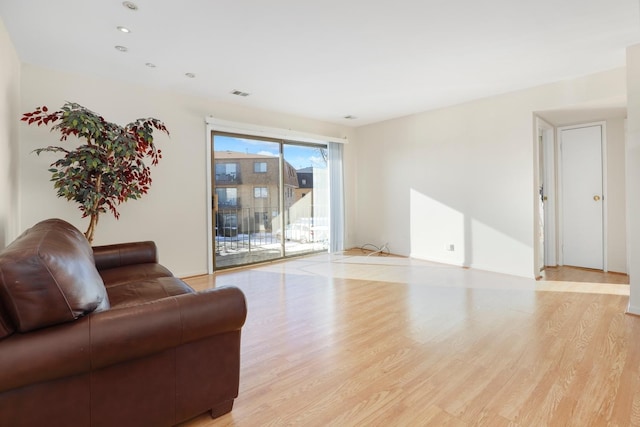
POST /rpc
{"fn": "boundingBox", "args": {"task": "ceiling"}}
[1,0,639,127]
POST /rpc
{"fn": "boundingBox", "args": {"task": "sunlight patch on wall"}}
[409,189,465,266]
[470,218,533,277]
[409,188,534,278]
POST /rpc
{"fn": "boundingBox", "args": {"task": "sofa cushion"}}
[106,277,194,308]
[0,218,110,332]
[100,263,174,288]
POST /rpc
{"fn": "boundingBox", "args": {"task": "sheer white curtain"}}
[328,142,345,252]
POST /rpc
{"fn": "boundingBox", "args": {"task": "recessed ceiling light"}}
[122,1,138,11]
[230,90,251,97]
[185,73,196,78]
[115,45,128,52]
[145,62,156,68]
[117,26,131,33]
[343,115,357,120]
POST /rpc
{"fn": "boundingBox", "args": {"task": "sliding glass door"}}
[212,133,328,269]
[281,144,329,256]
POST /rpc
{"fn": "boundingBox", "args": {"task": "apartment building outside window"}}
[212,134,329,269]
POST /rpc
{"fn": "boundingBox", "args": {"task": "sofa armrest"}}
[90,286,247,369]
[0,286,247,393]
[0,318,91,393]
[92,241,158,271]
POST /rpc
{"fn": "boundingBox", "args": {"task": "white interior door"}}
[560,125,604,270]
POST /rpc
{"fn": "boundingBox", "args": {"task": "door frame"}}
[557,121,608,271]
[539,118,557,268]
[205,118,338,273]
[534,117,557,278]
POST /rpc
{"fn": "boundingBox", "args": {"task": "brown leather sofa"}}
[0,218,247,427]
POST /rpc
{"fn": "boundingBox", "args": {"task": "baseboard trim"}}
[626,303,640,316]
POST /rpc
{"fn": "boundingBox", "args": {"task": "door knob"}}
[593,195,601,201]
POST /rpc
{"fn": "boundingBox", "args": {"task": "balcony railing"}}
[214,206,328,268]
[215,172,241,183]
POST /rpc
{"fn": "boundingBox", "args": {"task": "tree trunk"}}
[85,213,99,244]
[84,175,102,244]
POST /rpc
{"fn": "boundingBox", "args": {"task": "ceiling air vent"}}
[122,1,138,11]
[230,90,251,97]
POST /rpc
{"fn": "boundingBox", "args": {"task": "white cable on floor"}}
[360,243,390,257]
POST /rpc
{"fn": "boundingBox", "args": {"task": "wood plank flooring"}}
[180,253,639,427]
[540,266,629,285]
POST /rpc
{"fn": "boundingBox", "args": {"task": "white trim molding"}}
[627,303,640,316]
[205,117,349,145]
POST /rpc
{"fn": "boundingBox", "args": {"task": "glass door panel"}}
[281,144,329,256]
[212,134,282,268]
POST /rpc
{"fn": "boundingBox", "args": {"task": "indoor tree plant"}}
[22,102,170,243]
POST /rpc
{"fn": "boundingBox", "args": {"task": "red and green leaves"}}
[23,102,170,241]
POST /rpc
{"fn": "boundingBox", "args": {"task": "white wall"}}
[606,117,627,273]
[627,44,640,314]
[354,68,626,278]
[12,54,631,282]
[0,18,20,249]
[19,64,356,277]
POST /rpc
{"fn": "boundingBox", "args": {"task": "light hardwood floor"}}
[540,265,630,285]
[181,253,638,427]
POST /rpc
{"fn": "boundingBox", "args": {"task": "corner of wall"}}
[0,17,21,248]
[626,43,640,311]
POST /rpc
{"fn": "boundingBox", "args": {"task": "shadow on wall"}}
[408,189,532,276]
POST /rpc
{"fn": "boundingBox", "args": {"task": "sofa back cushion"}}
[0,218,110,333]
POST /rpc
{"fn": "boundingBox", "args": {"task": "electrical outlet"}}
[447,244,455,251]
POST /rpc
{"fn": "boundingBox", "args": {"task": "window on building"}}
[301,178,307,185]
[215,187,237,207]
[254,162,267,173]
[215,163,238,182]
[254,187,268,198]
[254,211,269,230]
